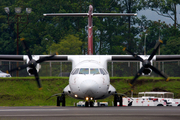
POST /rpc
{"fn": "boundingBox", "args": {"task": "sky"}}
[137,5,180,25]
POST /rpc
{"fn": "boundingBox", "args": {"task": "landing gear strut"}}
[57,92,65,106]
[85,101,94,107]
[114,92,122,106]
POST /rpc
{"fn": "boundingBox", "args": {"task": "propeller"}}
[123,39,169,86]
[7,38,57,89]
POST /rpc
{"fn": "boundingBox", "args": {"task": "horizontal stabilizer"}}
[43,13,137,17]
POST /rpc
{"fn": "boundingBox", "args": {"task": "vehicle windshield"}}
[79,68,89,74]
[90,68,100,74]
[0,71,2,73]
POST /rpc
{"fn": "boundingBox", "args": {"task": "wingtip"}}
[123,47,126,51]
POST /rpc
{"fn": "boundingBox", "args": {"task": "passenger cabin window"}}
[90,68,100,74]
[79,68,89,74]
[99,68,106,75]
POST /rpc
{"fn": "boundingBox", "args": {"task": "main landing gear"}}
[57,92,66,107]
[46,92,66,107]
[114,92,123,106]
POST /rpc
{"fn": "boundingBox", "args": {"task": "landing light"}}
[90,97,93,100]
[75,95,78,97]
[86,97,89,101]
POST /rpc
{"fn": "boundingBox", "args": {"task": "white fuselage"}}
[63,59,116,100]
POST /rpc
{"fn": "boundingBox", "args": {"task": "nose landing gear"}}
[85,97,94,107]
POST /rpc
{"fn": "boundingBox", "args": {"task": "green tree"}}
[161,37,180,54]
[49,34,82,55]
[148,0,180,28]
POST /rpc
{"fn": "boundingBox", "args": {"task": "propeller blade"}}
[123,47,144,62]
[8,64,29,72]
[36,53,57,63]
[20,38,32,60]
[130,67,145,85]
[149,65,169,81]
[32,67,42,89]
[148,39,163,61]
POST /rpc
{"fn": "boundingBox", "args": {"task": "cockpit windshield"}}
[79,68,89,74]
[90,68,100,74]
[71,68,108,75]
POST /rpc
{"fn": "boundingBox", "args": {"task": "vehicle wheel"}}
[177,104,180,106]
[157,104,163,106]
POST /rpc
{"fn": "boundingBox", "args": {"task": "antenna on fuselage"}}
[43,5,137,55]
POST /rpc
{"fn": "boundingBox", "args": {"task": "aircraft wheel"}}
[90,101,94,107]
[62,94,66,106]
[85,101,89,107]
[57,96,60,106]
[114,94,118,106]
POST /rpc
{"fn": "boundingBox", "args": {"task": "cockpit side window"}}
[103,68,108,74]
[79,68,89,74]
[99,68,106,75]
[71,69,76,75]
[90,68,100,74]
[73,68,79,75]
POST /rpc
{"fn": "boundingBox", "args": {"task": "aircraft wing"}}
[111,55,180,62]
[0,55,69,62]
[0,55,24,62]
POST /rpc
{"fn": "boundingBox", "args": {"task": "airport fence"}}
[0,61,180,77]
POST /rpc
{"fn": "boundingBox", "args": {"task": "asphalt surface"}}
[0,106,179,120]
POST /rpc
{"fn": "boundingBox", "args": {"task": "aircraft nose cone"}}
[80,80,98,96]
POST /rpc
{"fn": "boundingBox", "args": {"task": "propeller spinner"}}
[7,38,57,89]
[123,39,169,86]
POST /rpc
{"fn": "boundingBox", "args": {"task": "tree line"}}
[1,0,180,77]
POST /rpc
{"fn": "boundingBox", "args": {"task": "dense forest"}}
[1,0,180,77]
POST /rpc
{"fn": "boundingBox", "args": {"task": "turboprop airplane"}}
[1,5,180,107]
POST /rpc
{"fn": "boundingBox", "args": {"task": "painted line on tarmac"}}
[0,114,180,117]
[0,109,68,112]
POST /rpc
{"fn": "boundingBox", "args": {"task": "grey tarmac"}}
[0,106,179,120]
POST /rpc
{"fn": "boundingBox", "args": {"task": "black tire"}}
[114,94,118,106]
[157,104,163,106]
[57,96,60,106]
[177,104,180,106]
[62,94,65,106]
[90,101,94,107]
[119,95,123,106]
[85,101,89,107]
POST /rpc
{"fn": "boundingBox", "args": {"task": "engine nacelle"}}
[139,55,155,76]
[142,68,152,76]
[26,63,41,75]
[23,55,41,75]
